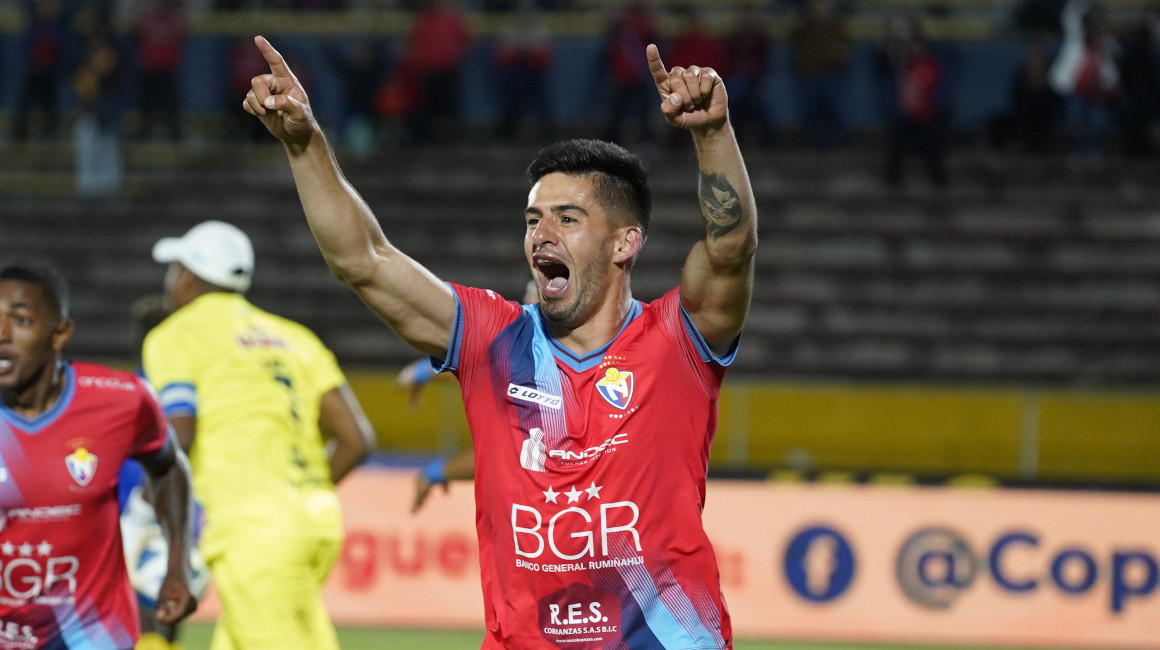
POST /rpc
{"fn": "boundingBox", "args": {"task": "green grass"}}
[177,623,1044,649]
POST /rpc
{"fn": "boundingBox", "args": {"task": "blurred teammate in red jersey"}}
[0,261,196,649]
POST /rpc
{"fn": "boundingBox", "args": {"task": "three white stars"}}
[0,541,53,556]
[544,481,603,504]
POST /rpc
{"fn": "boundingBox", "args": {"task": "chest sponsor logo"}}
[0,540,78,607]
[77,375,137,392]
[508,384,562,410]
[594,367,633,411]
[548,433,629,463]
[64,448,97,487]
[512,482,643,569]
[0,617,37,649]
[538,583,622,650]
[2,505,82,526]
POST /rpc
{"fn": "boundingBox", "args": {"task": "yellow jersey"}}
[142,292,345,557]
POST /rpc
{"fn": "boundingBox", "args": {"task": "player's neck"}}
[547,285,634,356]
[2,358,67,419]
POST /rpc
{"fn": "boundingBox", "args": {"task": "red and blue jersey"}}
[439,284,737,650]
[0,361,170,650]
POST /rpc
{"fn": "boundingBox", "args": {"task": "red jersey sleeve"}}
[130,374,172,461]
[437,283,525,387]
[651,287,738,393]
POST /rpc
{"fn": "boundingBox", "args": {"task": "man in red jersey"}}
[0,261,196,649]
[245,35,756,649]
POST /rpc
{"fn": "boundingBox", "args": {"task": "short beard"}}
[539,263,604,331]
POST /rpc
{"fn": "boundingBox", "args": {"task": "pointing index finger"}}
[646,43,669,89]
[254,35,292,77]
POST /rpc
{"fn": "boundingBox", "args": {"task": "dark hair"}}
[0,261,70,322]
[526,139,652,240]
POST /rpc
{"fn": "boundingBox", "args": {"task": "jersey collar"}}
[535,300,643,373]
[0,361,77,433]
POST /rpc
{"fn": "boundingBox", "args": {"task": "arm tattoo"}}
[698,172,743,240]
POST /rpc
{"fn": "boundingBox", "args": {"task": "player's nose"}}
[530,220,558,247]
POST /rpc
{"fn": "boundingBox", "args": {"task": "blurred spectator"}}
[327,36,387,154]
[667,4,727,72]
[665,4,727,147]
[987,41,1064,154]
[401,0,473,144]
[493,0,555,141]
[73,16,125,197]
[374,57,420,147]
[790,0,852,149]
[1115,14,1160,157]
[602,0,659,144]
[725,3,774,148]
[13,0,70,141]
[1013,0,1065,38]
[1048,0,1119,155]
[133,0,187,142]
[875,11,949,187]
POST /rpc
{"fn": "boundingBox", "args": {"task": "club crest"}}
[65,447,98,487]
[595,367,634,411]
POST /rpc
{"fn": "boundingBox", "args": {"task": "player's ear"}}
[612,226,643,266]
[51,318,74,352]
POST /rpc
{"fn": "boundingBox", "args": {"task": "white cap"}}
[152,221,254,292]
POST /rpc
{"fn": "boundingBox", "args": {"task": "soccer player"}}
[245,35,756,649]
[141,221,375,650]
[0,261,197,649]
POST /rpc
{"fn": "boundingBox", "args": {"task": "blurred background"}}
[1,0,1159,647]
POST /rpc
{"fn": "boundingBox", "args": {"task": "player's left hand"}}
[243,35,316,148]
[155,572,197,625]
[647,43,728,132]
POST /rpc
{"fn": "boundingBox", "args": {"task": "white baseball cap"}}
[152,221,254,292]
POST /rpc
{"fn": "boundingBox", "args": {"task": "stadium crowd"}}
[8,0,1160,164]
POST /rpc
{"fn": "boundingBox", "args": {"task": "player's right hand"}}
[155,572,197,626]
[244,35,315,147]
[411,473,447,514]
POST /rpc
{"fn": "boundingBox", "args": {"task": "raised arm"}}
[243,35,455,358]
[647,44,758,353]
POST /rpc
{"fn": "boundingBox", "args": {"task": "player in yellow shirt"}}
[142,221,374,650]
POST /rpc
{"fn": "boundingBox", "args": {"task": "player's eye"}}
[526,217,540,227]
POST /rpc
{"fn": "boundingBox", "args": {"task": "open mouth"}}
[0,354,14,375]
[535,257,571,299]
